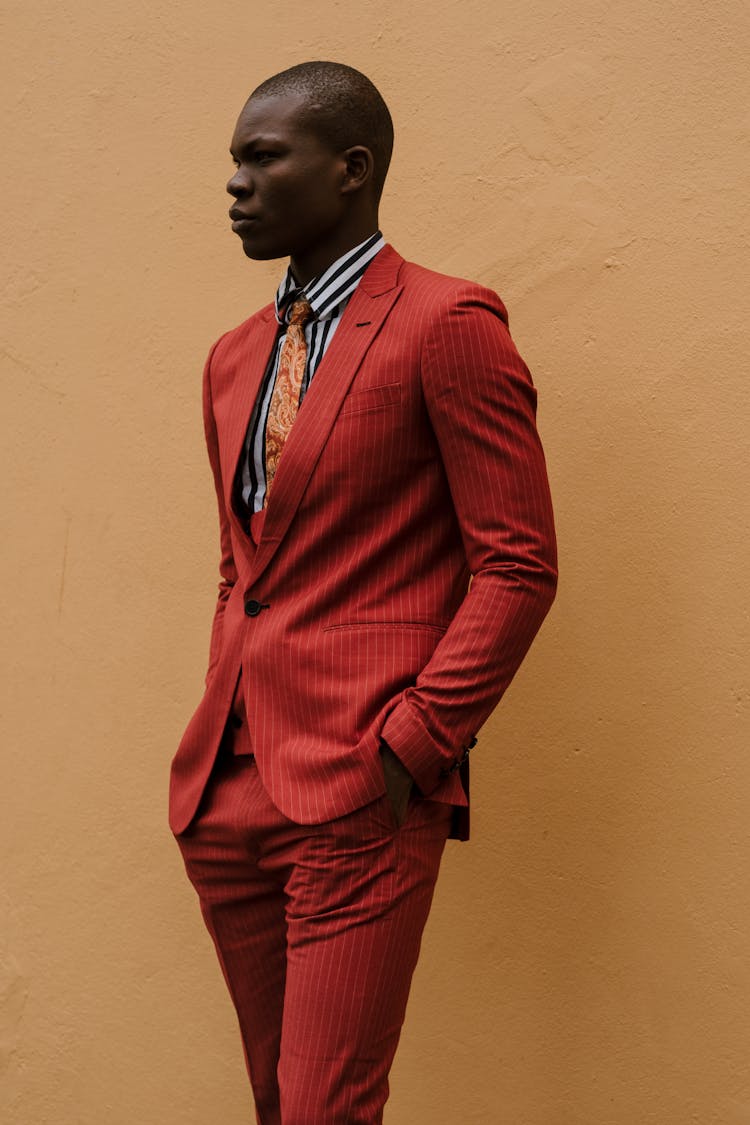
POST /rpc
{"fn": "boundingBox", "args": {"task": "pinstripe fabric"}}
[177,739,451,1124]
[170,244,557,838]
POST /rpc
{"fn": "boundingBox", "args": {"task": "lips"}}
[231,218,258,235]
[229,207,259,227]
[229,207,260,235]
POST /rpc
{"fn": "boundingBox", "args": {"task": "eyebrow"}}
[229,134,284,158]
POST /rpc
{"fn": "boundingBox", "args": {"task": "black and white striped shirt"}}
[239,231,386,513]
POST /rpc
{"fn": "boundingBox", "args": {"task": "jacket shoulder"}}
[395,256,510,326]
[207,301,276,360]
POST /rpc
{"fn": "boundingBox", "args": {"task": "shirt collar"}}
[274,231,385,325]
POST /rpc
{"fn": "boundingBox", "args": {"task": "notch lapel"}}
[250,245,404,584]
[217,307,278,544]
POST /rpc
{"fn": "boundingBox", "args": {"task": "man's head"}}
[227,62,393,283]
[249,62,394,202]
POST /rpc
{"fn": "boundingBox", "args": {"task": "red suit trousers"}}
[175,728,452,1125]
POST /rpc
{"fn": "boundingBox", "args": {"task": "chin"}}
[239,236,286,262]
[242,246,286,263]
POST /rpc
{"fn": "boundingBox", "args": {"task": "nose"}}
[226,167,253,198]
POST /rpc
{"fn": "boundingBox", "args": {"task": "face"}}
[227,93,350,280]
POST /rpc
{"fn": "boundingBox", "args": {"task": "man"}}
[170,61,557,1124]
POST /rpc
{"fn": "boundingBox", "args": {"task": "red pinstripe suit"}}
[170,244,556,1122]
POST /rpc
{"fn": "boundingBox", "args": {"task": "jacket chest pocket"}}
[338,382,401,416]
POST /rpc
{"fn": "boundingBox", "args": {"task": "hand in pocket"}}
[380,741,414,827]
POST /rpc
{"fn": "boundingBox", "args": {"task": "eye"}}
[253,151,276,165]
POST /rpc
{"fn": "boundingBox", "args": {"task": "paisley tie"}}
[264,297,313,503]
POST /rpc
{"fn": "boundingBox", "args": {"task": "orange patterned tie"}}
[264,297,313,503]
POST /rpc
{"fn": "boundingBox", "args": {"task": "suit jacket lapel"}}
[219,307,278,544]
[250,245,404,583]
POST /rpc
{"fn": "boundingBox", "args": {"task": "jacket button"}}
[244,599,262,617]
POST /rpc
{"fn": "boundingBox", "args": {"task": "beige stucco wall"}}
[2,2,748,1122]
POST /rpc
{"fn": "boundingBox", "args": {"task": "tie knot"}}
[288,297,313,327]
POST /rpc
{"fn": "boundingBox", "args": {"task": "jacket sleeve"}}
[202,336,238,686]
[380,284,558,795]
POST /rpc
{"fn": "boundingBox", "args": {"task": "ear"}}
[341,145,375,195]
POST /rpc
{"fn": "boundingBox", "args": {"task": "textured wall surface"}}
[2,2,749,1122]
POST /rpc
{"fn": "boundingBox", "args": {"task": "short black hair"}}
[250,61,394,201]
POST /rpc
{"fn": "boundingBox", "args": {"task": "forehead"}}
[231,92,323,150]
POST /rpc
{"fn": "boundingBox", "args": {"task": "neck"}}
[290,221,380,287]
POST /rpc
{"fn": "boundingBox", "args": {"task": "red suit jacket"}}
[169,245,557,838]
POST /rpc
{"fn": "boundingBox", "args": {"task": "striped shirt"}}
[239,231,386,512]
